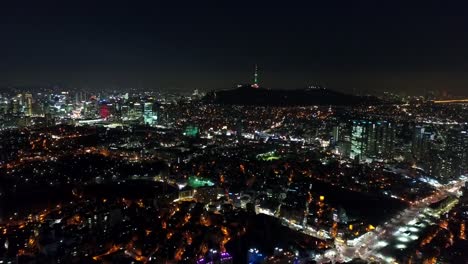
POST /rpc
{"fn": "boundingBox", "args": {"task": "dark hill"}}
[204,85,380,106]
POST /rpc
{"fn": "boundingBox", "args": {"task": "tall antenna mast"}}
[252,64,259,88]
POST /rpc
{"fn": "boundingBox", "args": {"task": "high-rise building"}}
[133,102,142,119]
[100,104,110,119]
[23,93,33,116]
[121,105,129,119]
[143,102,157,125]
[411,124,468,181]
[350,120,395,161]
[350,122,365,160]
[0,98,8,115]
[444,128,468,177]
[332,126,340,145]
[412,126,437,166]
[11,96,21,115]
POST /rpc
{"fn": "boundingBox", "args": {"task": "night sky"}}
[1,1,468,95]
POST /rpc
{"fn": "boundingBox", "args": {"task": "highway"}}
[317,176,467,264]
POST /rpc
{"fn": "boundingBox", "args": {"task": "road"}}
[338,177,465,263]
[316,176,467,264]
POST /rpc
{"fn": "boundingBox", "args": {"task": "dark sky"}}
[1,1,468,95]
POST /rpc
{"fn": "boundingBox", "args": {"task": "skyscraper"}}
[143,102,157,125]
[23,93,33,116]
[350,120,395,161]
[133,102,142,120]
[350,121,365,160]
[444,128,468,178]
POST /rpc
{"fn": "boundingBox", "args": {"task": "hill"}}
[204,85,380,106]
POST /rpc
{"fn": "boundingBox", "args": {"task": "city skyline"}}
[1,2,468,264]
[1,88,467,263]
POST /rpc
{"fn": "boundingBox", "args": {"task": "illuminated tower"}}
[252,64,259,88]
